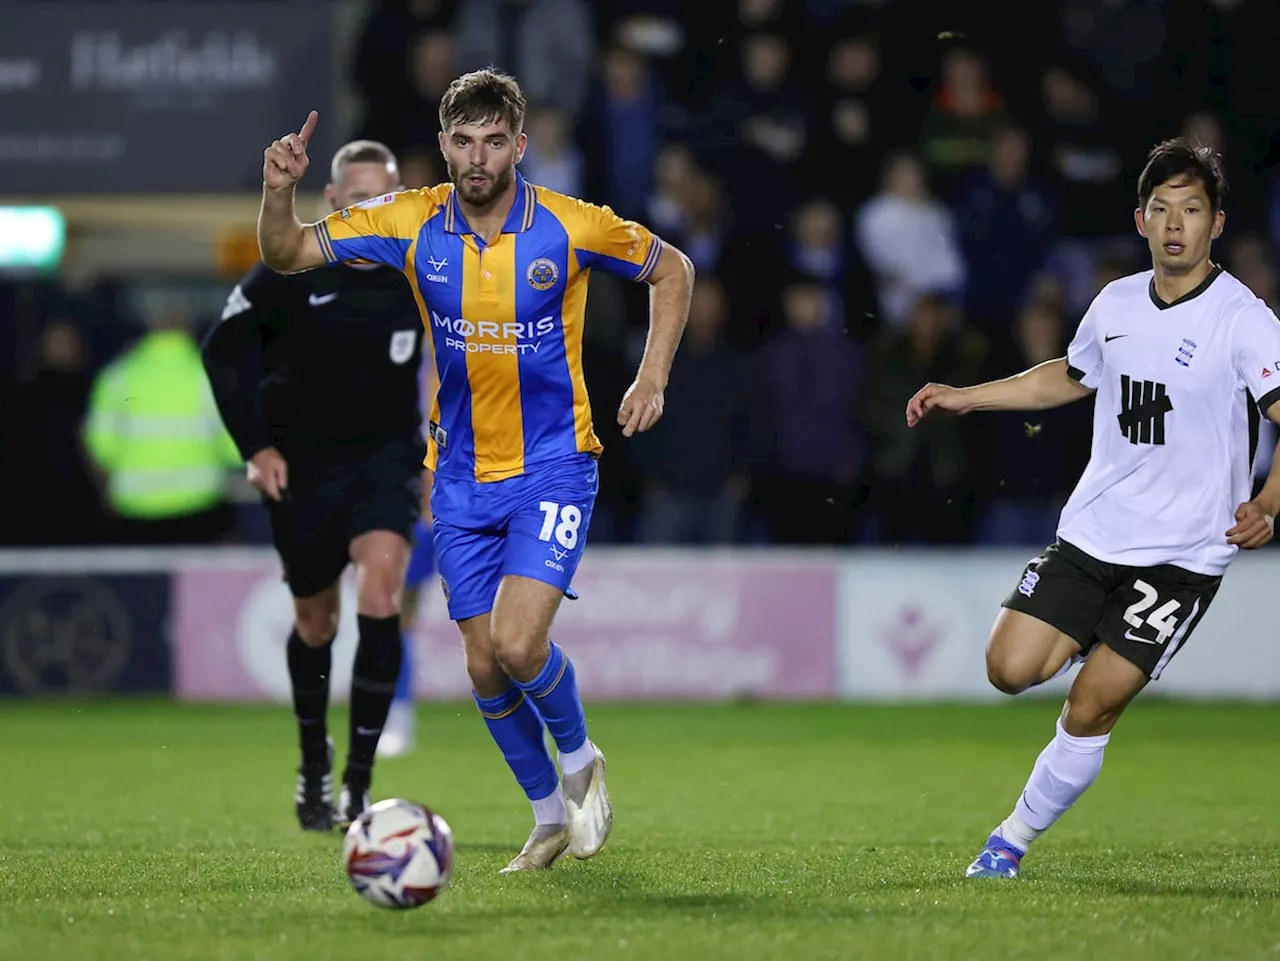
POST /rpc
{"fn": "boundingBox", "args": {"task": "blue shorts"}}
[431,454,598,621]
[403,518,436,588]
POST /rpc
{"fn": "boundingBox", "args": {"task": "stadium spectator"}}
[855,150,966,330]
[916,46,1008,195]
[634,277,751,545]
[0,321,103,545]
[865,293,978,545]
[9,2,1280,552]
[581,45,663,222]
[953,123,1058,336]
[519,105,584,197]
[83,302,241,545]
[452,0,594,121]
[751,275,866,545]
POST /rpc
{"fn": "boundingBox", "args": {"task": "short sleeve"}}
[564,198,664,281]
[1066,299,1104,390]
[314,188,436,270]
[1231,301,1280,415]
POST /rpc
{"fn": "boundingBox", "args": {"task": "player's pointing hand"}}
[264,111,319,190]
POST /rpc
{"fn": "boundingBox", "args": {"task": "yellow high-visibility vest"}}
[85,329,242,519]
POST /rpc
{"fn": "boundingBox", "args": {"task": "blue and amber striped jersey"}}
[314,171,663,482]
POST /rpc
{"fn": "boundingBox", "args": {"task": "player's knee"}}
[984,646,1037,695]
[1061,671,1132,737]
[489,625,543,683]
[354,564,402,619]
[467,663,507,699]
[1060,693,1120,737]
[986,662,1033,695]
[464,647,506,698]
[295,601,339,647]
[458,617,506,697]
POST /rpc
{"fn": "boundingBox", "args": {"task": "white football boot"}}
[499,823,570,873]
[562,745,612,859]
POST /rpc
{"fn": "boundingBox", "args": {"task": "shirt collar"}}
[444,171,536,235]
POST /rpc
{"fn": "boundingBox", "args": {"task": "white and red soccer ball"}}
[343,798,455,909]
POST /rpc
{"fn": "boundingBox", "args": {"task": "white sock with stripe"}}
[997,717,1109,853]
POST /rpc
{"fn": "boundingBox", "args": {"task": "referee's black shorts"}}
[1002,539,1222,680]
[265,438,422,598]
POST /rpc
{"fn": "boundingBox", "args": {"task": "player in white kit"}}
[906,138,1280,878]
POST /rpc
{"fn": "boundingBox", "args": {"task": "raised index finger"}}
[298,110,319,146]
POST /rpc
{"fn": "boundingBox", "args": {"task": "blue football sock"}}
[394,630,414,705]
[513,642,588,756]
[473,687,559,801]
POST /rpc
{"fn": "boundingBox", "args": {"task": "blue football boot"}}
[964,833,1024,879]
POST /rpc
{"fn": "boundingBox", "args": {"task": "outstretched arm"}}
[259,110,327,274]
[906,357,1093,427]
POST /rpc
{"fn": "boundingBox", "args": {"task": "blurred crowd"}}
[4,0,1280,550]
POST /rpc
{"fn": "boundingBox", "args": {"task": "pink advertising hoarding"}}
[173,551,838,702]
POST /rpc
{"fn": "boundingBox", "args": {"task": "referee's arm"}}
[201,264,278,463]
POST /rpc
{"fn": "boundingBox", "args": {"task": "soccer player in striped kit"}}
[257,69,695,871]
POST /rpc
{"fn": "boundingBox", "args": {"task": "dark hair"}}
[438,68,527,134]
[330,140,397,181]
[1137,137,1227,213]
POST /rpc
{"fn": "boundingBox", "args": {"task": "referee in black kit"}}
[202,140,426,832]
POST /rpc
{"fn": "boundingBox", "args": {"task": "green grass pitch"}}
[1,699,1277,961]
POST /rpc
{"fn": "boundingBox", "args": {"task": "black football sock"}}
[286,629,333,765]
[345,614,403,785]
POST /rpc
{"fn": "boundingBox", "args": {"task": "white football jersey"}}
[1058,266,1280,575]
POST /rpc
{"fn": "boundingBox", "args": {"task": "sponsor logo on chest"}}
[430,311,557,355]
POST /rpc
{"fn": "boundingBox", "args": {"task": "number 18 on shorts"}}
[537,500,583,573]
[431,454,599,621]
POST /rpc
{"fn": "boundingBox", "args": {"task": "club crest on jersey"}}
[1174,338,1197,368]
[526,257,559,291]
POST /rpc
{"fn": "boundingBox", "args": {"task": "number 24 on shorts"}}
[538,501,583,551]
[1122,579,1183,645]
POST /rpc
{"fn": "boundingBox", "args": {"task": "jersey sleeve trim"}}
[635,236,664,282]
[1067,364,1087,382]
[1257,385,1280,414]
[314,222,338,265]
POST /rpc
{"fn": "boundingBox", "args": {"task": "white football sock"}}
[559,739,597,777]
[997,717,1109,852]
[530,784,566,826]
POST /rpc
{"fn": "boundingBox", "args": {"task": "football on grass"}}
[343,798,454,909]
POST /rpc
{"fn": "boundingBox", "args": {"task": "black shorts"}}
[265,439,422,598]
[1002,539,1222,680]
